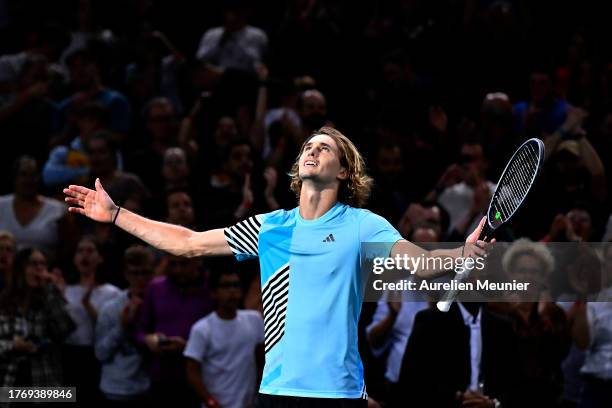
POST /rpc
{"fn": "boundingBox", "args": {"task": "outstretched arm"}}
[390,217,494,279]
[64,179,232,258]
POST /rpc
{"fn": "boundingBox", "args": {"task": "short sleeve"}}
[224,214,264,261]
[184,321,209,362]
[196,29,221,61]
[359,210,403,259]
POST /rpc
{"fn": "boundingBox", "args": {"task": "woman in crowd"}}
[499,239,571,407]
[0,248,75,387]
[0,156,78,261]
[63,235,121,406]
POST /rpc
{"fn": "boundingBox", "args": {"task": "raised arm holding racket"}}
[437,137,545,312]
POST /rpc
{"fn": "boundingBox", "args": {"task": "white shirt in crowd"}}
[64,283,121,346]
[184,310,264,408]
[195,25,268,73]
[581,287,612,380]
[0,194,65,252]
[439,182,496,237]
[0,51,28,83]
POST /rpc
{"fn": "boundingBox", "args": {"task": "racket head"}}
[485,138,545,232]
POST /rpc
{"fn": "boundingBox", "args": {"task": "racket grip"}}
[436,300,452,312]
[478,221,494,241]
[436,266,472,312]
[436,287,460,312]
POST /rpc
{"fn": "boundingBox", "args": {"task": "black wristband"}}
[112,206,121,225]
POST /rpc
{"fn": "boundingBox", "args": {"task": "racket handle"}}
[436,223,494,312]
[436,265,472,312]
[436,300,452,312]
[478,221,494,241]
[436,286,460,312]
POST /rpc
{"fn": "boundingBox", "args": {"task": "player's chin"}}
[299,168,319,180]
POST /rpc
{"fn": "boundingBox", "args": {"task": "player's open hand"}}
[64,178,118,223]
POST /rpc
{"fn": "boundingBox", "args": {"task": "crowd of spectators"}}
[0,0,611,407]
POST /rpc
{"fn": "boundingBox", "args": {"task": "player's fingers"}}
[476,216,486,233]
[471,245,485,256]
[64,187,89,200]
[68,185,93,195]
[68,207,86,215]
[478,239,495,251]
[65,197,83,206]
[63,188,81,199]
[95,177,107,192]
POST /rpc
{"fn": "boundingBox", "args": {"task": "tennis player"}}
[64,126,490,407]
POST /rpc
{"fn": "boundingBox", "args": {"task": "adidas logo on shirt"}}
[322,234,335,243]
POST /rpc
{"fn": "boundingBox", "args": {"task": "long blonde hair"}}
[289,127,373,208]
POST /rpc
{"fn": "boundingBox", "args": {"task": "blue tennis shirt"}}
[224,202,402,399]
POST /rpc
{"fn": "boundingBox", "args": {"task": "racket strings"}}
[490,142,540,223]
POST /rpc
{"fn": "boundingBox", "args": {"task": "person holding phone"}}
[135,254,213,408]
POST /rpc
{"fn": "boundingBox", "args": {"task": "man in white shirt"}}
[185,269,264,408]
[195,2,268,74]
[429,142,495,238]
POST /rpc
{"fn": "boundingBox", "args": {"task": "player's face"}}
[299,134,347,185]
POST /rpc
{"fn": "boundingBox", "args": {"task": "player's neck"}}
[298,184,338,220]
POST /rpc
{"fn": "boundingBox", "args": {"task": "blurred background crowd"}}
[0,0,611,407]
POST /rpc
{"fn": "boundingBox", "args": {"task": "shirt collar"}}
[458,302,482,325]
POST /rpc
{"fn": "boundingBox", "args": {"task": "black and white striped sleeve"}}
[224,215,264,261]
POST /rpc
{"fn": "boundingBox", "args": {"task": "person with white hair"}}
[499,238,570,408]
[502,238,555,298]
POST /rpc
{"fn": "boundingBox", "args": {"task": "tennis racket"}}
[436,137,545,312]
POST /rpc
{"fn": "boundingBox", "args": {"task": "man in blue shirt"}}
[64,126,489,407]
